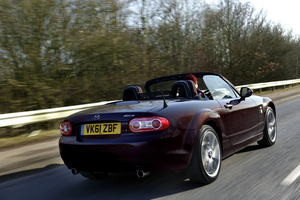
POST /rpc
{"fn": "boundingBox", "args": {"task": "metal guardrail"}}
[1,78,300,128]
[0,101,115,128]
[235,79,300,92]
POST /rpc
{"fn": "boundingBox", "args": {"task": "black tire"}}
[185,125,222,184]
[80,171,109,179]
[258,107,277,147]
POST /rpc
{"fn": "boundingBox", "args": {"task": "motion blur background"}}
[0,0,299,138]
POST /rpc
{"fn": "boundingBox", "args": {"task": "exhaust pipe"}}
[71,168,79,175]
[136,170,150,178]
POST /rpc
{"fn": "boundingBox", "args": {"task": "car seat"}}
[171,81,192,98]
[123,86,143,101]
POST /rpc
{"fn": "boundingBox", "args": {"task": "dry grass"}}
[0,129,60,150]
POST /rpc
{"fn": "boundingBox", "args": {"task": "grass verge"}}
[0,129,60,151]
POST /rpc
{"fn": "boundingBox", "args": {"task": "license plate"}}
[80,122,121,135]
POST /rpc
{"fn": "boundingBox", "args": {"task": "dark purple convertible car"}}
[59,72,277,184]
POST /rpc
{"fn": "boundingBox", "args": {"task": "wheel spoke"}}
[202,140,208,149]
[213,146,220,158]
[211,137,216,149]
[269,121,275,127]
[268,113,273,122]
[206,134,212,145]
[206,160,213,173]
[268,127,273,133]
[269,128,275,139]
[212,158,219,172]
[201,148,207,162]
[204,160,210,171]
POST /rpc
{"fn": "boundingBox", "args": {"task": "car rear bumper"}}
[59,129,193,173]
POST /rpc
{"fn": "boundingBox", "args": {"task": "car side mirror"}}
[240,87,253,99]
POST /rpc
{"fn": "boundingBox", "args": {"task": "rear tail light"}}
[129,117,169,133]
[60,121,72,136]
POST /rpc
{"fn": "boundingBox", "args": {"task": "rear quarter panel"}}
[147,100,231,159]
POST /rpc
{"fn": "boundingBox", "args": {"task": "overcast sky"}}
[206,0,300,36]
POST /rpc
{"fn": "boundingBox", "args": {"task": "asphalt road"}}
[1,89,300,200]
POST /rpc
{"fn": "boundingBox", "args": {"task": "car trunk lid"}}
[64,100,167,138]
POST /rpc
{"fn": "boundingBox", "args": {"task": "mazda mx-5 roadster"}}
[59,72,277,184]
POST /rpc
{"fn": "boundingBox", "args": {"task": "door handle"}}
[224,104,233,109]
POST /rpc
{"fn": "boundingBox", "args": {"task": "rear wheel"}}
[258,107,277,147]
[186,125,221,184]
[80,171,109,179]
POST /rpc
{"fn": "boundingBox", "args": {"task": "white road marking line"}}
[28,129,41,137]
[281,164,300,186]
